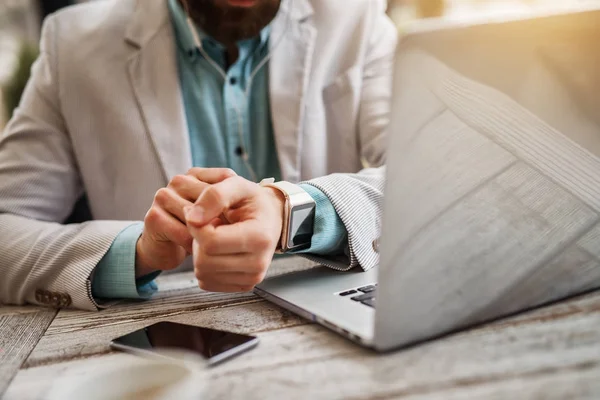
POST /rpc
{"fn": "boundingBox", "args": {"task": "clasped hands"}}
[135,168,285,292]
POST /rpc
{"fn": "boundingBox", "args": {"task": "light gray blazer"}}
[0,0,396,310]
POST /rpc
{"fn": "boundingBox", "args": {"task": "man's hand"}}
[185,176,285,292]
[135,168,237,277]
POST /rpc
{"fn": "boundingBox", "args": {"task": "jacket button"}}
[372,238,380,253]
[59,294,72,308]
[34,290,71,308]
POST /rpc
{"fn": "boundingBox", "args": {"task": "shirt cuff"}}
[295,184,348,255]
[91,222,160,300]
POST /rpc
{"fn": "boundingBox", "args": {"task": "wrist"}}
[259,180,316,253]
[264,186,286,243]
[135,235,157,278]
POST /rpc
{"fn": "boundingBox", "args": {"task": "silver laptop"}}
[255,5,600,351]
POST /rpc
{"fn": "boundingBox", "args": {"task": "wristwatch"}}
[259,178,316,253]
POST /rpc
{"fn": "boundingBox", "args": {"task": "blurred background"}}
[0,0,598,129]
[388,0,599,24]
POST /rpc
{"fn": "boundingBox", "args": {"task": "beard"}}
[184,0,281,45]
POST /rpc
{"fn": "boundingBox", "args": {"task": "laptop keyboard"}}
[338,284,377,308]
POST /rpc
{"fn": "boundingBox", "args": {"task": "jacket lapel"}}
[269,0,317,183]
[125,0,192,183]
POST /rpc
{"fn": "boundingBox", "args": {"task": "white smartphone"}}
[111,321,259,366]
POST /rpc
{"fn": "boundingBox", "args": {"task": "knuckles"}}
[195,268,210,282]
[197,280,212,291]
[221,168,237,179]
[202,236,220,255]
[252,233,273,251]
[144,207,162,226]
[202,186,224,206]
[169,174,188,190]
[186,167,236,180]
[252,253,272,276]
[193,254,270,286]
[248,270,267,286]
[153,187,171,206]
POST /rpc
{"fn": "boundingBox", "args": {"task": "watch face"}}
[288,203,316,248]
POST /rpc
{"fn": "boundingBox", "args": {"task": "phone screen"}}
[111,322,258,365]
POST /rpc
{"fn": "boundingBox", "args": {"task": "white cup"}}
[47,350,207,400]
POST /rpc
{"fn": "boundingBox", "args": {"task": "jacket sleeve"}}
[0,15,135,310]
[301,1,396,271]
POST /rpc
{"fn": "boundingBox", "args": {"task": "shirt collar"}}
[168,0,271,58]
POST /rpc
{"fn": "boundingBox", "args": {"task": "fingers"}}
[167,174,210,202]
[140,168,236,271]
[164,171,223,222]
[186,167,237,184]
[168,167,236,204]
[187,176,258,227]
[190,220,272,256]
[182,173,279,293]
[193,240,270,292]
[154,188,192,222]
[195,251,271,274]
[145,206,193,253]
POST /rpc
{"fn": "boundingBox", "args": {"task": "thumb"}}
[185,176,258,227]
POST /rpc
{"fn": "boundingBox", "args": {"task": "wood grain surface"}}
[3,257,600,399]
[0,307,57,395]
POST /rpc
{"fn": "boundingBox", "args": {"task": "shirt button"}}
[235,146,244,156]
[229,77,237,85]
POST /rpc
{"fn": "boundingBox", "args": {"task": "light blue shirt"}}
[91,0,348,300]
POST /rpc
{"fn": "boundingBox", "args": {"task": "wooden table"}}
[2,257,600,399]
